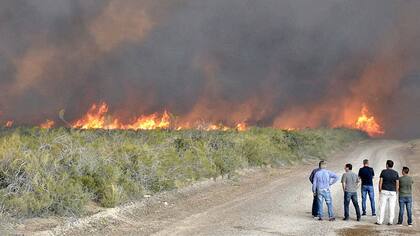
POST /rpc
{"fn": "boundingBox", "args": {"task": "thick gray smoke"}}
[0,0,419,138]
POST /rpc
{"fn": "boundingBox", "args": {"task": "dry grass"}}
[0,127,366,218]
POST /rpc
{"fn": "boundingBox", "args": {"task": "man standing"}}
[309,163,322,218]
[312,160,339,221]
[376,160,399,225]
[342,163,361,221]
[397,167,414,227]
[358,159,376,216]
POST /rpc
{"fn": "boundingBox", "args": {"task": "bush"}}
[0,127,366,217]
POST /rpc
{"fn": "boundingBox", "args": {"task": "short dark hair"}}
[345,163,352,170]
[403,167,410,174]
[386,160,394,168]
[319,160,325,168]
[363,159,369,165]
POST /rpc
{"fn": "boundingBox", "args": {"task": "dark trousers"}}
[344,192,361,219]
[312,195,319,217]
[398,196,413,225]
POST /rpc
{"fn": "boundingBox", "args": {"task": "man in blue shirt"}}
[358,159,376,216]
[312,160,339,221]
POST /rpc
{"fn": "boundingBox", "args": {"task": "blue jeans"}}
[398,196,413,225]
[344,192,361,219]
[361,185,375,214]
[317,189,334,218]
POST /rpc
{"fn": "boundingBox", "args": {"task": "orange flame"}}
[71,102,247,131]
[4,101,386,135]
[4,120,14,128]
[125,111,170,130]
[40,119,55,129]
[72,103,115,129]
[354,105,384,137]
[236,122,247,131]
[206,124,230,131]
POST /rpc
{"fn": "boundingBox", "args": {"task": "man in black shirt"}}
[358,159,376,216]
[309,161,322,218]
[376,160,399,225]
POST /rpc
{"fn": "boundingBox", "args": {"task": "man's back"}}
[313,169,338,192]
[342,171,359,192]
[380,169,399,191]
[310,168,321,184]
[359,166,374,186]
[399,175,413,197]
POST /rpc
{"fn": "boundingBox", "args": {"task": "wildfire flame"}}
[40,119,55,129]
[4,102,387,135]
[4,120,14,128]
[70,102,247,131]
[354,105,384,137]
[236,122,247,131]
[125,111,171,130]
[72,102,128,130]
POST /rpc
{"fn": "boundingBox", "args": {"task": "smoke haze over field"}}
[0,0,419,138]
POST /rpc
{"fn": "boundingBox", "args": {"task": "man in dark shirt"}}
[376,160,399,225]
[309,161,322,218]
[358,159,376,216]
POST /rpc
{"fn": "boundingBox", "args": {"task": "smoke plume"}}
[0,0,419,138]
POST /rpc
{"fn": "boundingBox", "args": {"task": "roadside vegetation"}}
[0,127,366,218]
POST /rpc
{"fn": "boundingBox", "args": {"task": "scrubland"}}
[0,127,366,218]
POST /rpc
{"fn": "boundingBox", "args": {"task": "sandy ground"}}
[9,139,420,236]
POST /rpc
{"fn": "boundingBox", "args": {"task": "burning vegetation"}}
[354,105,384,137]
[39,119,55,129]
[69,102,247,131]
[4,121,14,128]
[1,101,383,136]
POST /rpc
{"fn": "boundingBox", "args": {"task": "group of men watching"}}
[310,159,413,226]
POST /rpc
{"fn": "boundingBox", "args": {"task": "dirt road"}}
[24,140,420,235]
